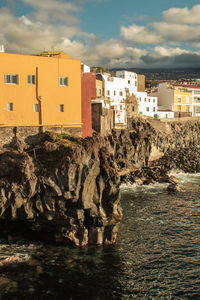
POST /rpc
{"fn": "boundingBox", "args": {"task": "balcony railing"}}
[193,98,200,103]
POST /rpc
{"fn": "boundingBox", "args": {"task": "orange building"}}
[0,51,82,132]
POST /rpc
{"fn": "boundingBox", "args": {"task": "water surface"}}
[0,173,200,299]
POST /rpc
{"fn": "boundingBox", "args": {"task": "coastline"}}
[0,117,200,246]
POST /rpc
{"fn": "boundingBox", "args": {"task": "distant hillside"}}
[111,68,200,80]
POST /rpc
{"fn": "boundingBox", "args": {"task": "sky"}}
[1,0,200,68]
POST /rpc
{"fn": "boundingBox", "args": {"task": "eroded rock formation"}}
[0,133,122,246]
[1,118,200,246]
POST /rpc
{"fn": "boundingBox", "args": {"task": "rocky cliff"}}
[1,118,200,246]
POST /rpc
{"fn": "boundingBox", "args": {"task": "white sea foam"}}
[168,169,200,183]
[120,181,168,195]
[120,171,200,195]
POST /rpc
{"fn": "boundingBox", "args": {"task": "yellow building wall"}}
[173,87,192,112]
[0,52,82,127]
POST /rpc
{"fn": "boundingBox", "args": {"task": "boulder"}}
[167,183,182,193]
[168,175,181,185]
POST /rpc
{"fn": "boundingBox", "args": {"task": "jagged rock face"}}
[0,133,122,246]
[1,118,200,246]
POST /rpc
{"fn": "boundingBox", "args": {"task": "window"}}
[106,90,110,96]
[148,99,151,102]
[186,105,190,112]
[144,98,146,102]
[132,106,135,112]
[5,74,18,84]
[99,89,101,96]
[139,97,141,102]
[120,105,123,110]
[186,96,189,103]
[28,75,35,85]
[119,91,123,96]
[146,107,149,112]
[178,96,181,103]
[59,104,64,112]
[7,103,13,111]
[59,77,68,86]
[153,99,155,103]
[34,104,39,112]
[128,80,130,84]
[114,91,116,96]
[178,105,181,112]
[153,107,156,112]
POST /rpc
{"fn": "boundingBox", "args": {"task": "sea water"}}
[0,173,200,299]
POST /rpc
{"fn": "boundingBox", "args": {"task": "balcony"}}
[193,98,200,104]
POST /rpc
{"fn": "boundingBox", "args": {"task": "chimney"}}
[0,45,5,52]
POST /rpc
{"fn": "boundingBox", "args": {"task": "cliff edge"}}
[1,118,200,246]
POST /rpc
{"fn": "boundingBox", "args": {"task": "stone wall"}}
[0,126,82,149]
[92,103,114,136]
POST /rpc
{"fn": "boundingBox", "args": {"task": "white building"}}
[116,70,138,95]
[137,92,157,117]
[157,107,174,119]
[116,71,158,118]
[93,69,158,127]
[101,74,127,127]
[81,63,90,73]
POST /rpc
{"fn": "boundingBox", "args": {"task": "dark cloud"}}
[141,54,171,65]
[173,53,200,67]
[140,53,200,68]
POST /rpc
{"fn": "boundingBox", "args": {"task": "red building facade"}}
[81,72,96,138]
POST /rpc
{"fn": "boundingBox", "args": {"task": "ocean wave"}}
[120,172,200,195]
[168,169,200,183]
[120,181,169,195]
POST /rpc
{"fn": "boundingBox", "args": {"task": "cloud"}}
[173,53,200,67]
[96,40,125,58]
[21,0,80,24]
[0,7,79,53]
[120,24,162,44]
[152,22,200,43]
[163,5,200,24]
[154,46,190,57]
[120,4,200,46]
[121,21,200,45]
[141,54,171,66]
[1,1,200,69]
[140,49,200,68]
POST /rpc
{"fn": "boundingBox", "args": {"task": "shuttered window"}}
[59,77,68,86]
[28,75,35,84]
[5,75,18,84]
